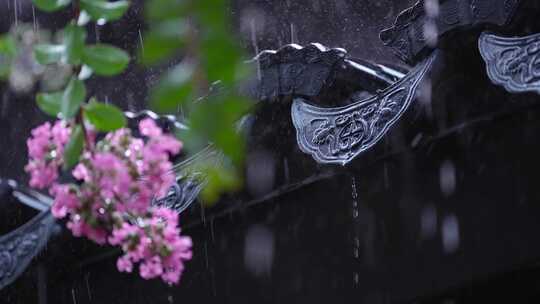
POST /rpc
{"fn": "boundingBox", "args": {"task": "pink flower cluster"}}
[110,207,193,284]
[25,118,192,285]
[25,120,71,188]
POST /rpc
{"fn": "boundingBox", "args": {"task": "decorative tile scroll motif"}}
[479,32,540,95]
[152,177,204,214]
[125,110,204,214]
[250,43,347,100]
[380,0,521,63]
[152,146,222,214]
[0,210,55,290]
[291,54,436,165]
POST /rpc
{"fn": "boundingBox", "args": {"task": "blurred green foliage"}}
[4,0,252,206]
[143,0,253,205]
[30,0,131,173]
[80,0,129,22]
[0,34,16,79]
[84,99,127,132]
[64,124,84,170]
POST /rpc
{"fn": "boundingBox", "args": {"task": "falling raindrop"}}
[14,0,18,27]
[138,29,144,56]
[421,205,438,239]
[204,241,209,269]
[418,79,433,118]
[246,150,276,196]
[250,18,261,80]
[290,23,297,44]
[440,160,456,197]
[411,133,423,148]
[424,0,440,18]
[351,177,358,199]
[353,236,360,259]
[351,177,359,218]
[95,24,100,42]
[71,288,78,304]
[424,21,439,47]
[85,273,92,301]
[351,176,360,275]
[283,157,290,184]
[351,177,359,217]
[244,225,274,277]
[442,214,460,253]
[383,163,390,189]
[200,200,206,225]
[32,5,37,32]
[210,218,215,243]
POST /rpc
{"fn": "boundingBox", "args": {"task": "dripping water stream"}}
[351,176,360,287]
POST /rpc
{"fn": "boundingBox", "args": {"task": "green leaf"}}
[0,34,16,57]
[150,63,193,113]
[64,24,86,65]
[0,57,10,80]
[62,77,86,118]
[80,0,129,23]
[84,100,126,131]
[200,32,243,84]
[141,20,187,65]
[189,95,252,165]
[32,0,71,12]
[194,0,227,29]
[34,44,65,65]
[199,162,240,204]
[82,44,130,75]
[145,0,187,21]
[0,34,14,79]
[63,124,84,170]
[36,91,63,116]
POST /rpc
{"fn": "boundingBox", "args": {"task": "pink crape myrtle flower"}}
[25,120,71,189]
[112,207,192,284]
[25,118,192,285]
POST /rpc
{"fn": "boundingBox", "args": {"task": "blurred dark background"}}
[3,0,540,303]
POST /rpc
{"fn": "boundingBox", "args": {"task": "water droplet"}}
[411,133,423,148]
[420,205,437,239]
[424,21,439,47]
[246,151,276,196]
[244,225,274,276]
[351,177,358,199]
[442,214,460,253]
[77,11,91,26]
[440,160,456,197]
[424,0,440,18]
[138,29,144,55]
